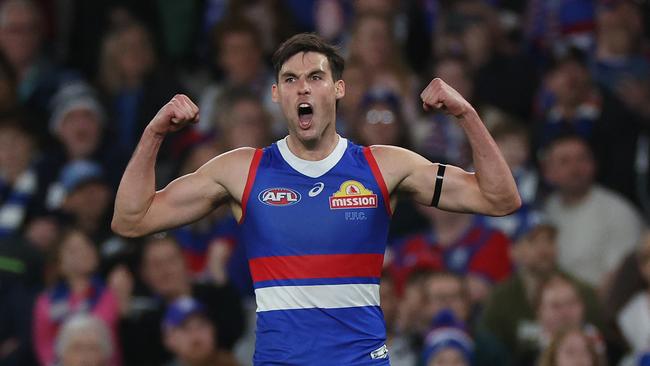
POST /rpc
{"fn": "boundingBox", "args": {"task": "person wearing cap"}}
[42,81,127,206]
[419,271,509,366]
[479,219,601,363]
[118,234,245,366]
[53,160,113,243]
[162,297,238,366]
[421,309,474,366]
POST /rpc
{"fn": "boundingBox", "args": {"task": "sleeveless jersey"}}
[240,137,392,365]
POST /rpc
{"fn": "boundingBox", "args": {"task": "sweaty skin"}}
[111,52,520,238]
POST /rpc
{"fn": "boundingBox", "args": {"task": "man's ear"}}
[271,84,279,103]
[335,80,345,100]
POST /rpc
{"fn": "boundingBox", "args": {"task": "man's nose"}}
[298,78,311,95]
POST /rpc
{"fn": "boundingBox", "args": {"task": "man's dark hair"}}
[272,33,344,82]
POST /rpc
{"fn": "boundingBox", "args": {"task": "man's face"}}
[0,126,33,179]
[423,275,468,323]
[219,32,262,84]
[165,315,216,364]
[543,139,595,196]
[0,2,41,68]
[272,52,344,145]
[58,108,102,159]
[64,181,111,222]
[226,99,269,148]
[514,227,557,277]
[60,329,109,366]
[359,102,400,146]
[142,240,188,299]
[59,231,98,279]
[538,279,584,335]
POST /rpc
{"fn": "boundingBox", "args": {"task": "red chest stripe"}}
[249,253,384,282]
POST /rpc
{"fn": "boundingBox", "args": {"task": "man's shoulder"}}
[591,185,638,209]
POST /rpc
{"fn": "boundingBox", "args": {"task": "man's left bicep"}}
[401,162,487,212]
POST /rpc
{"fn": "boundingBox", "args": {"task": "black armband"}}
[430,164,446,207]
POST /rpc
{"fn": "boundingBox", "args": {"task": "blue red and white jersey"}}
[240,137,392,365]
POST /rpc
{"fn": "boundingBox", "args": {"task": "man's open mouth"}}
[297,103,313,128]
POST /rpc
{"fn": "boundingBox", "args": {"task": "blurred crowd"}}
[1,0,650,365]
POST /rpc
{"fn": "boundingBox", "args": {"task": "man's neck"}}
[560,186,592,206]
[286,130,339,161]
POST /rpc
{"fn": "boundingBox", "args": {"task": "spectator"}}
[534,54,602,150]
[213,87,273,150]
[97,19,186,167]
[347,12,418,122]
[593,0,650,119]
[542,134,644,288]
[514,273,605,365]
[118,234,244,366]
[538,327,605,366]
[162,297,239,366]
[33,228,120,366]
[56,161,114,244]
[196,18,273,135]
[420,272,509,366]
[421,309,474,366]
[353,88,411,148]
[0,117,45,238]
[55,314,114,366]
[436,1,538,120]
[390,208,511,304]
[0,0,78,142]
[42,81,127,199]
[480,221,602,363]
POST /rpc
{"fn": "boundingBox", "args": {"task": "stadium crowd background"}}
[1,0,650,365]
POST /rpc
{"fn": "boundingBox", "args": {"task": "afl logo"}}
[258,188,301,206]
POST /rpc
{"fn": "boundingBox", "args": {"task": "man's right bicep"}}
[141,171,228,233]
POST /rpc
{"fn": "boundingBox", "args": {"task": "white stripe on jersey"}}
[255,283,380,312]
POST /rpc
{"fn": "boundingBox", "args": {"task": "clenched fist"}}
[148,94,199,135]
[420,78,474,118]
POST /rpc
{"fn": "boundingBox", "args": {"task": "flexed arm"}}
[372,79,521,216]
[111,95,251,237]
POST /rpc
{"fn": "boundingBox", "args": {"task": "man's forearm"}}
[458,108,521,214]
[111,127,164,235]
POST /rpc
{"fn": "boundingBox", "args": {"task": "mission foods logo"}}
[258,188,301,206]
[329,180,377,209]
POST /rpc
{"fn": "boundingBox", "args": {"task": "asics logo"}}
[308,182,325,197]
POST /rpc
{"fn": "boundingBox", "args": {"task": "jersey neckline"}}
[276,135,348,178]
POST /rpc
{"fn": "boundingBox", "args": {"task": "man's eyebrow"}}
[280,69,326,78]
[279,71,297,79]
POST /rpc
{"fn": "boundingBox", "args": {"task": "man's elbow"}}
[111,215,146,238]
[490,193,522,217]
